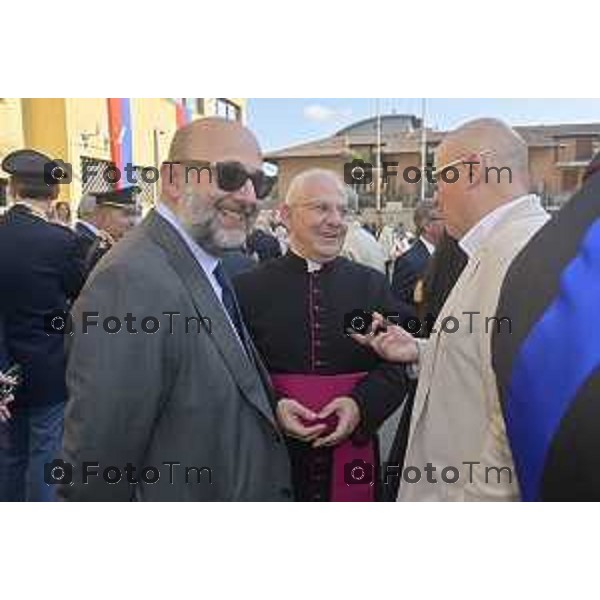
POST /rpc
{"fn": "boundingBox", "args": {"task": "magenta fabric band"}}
[270,372,375,502]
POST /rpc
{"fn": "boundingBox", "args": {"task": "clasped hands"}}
[276,396,361,448]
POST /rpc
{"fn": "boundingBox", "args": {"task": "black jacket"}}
[391,239,431,304]
[235,252,414,501]
[0,204,86,405]
[247,229,282,262]
[75,221,111,276]
[0,317,9,371]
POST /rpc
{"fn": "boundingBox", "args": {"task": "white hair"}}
[285,168,350,206]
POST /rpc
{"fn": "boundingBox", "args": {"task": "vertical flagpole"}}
[420,98,427,203]
[376,98,382,212]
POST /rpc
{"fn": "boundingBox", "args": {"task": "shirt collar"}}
[419,235,435,255]
[288,244,329,272]
[458,194,536,258]
[13,201,48,222]
[154,202,219,275]
[78,219,101,237]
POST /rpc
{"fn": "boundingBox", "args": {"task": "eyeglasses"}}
[178,160,275,200]
[295,200,352,220]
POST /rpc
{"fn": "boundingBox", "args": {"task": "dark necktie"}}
[213,262,248,351]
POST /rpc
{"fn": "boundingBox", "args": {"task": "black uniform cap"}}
[93,185,141,211]
[2,149,62,184]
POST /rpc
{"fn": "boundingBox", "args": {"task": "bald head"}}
[435,118,530,238]
[439,118,529,184]
[167,117,261,167]
[159,117,265,256]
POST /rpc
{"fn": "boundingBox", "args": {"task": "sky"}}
[247,98,600,152]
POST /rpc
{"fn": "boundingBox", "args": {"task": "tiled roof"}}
[266,122,600,161]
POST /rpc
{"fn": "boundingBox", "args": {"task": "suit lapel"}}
[143,210,277,426]
[409,254,482,431]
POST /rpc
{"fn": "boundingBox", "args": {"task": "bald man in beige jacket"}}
[353,119,550,501]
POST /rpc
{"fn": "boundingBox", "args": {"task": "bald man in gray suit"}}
[60,118,292,501]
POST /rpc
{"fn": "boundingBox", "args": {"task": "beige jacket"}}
[398,196,550,502]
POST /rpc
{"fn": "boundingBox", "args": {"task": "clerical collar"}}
[287,246,337,272]
[306,259,322,272]
[12,201,48,222]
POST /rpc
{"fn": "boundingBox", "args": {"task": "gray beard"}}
[185,206,248,256]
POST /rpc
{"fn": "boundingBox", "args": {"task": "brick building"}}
[266,114,600,214]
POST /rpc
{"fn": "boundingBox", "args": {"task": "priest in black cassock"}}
[235,169,413,501]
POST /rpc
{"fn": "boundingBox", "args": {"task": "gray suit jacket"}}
[60,210,292,501]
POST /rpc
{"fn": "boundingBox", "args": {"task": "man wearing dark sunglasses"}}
[61,117,292,502]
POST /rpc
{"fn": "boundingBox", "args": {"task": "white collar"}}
[289,244,326,272]
[13,201,48,221]
[459,194,536,258]
[306,259,323,273]
[78,219,101,237]
[419,236,435,255]
[154,202,249,351]
[154,202,219,276]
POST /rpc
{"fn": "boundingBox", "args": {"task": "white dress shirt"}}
[409,195,538,376]
[155,202,222,300]
[154,202,249,351]
[459,194,536,258]
[419,235,435,256]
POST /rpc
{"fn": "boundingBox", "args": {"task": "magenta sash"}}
[270,372,375,502]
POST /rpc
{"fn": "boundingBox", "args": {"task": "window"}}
[575,138,594,161]
[216,98,241,121]
[561,169,580,192]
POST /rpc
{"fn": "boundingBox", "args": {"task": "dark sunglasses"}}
[180,160,275,200]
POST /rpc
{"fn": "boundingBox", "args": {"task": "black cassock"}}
[234,251,412,501]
